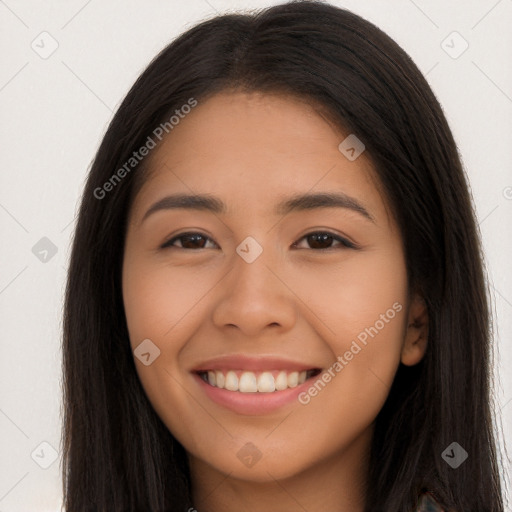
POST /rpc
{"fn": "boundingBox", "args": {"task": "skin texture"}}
[122,91,429,512]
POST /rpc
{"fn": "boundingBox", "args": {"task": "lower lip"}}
[192,372,316,415]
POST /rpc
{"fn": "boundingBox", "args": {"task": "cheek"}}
[288,245,407,342]
[122,256,219,348]
[291,300,406,463]
[122,269,171,346]
[289,246,408,403]
[122,256,221,448]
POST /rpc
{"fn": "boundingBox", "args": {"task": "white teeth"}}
[225,371,238,391]
[275,371,288,391]
[287,371,299,388]
[215,370,225,388]
[201,369,316,393]
[239,372,258,392]
[257,372,275,392]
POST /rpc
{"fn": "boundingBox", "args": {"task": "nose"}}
[211,245,297,338]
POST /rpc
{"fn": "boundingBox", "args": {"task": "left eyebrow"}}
[140,191,375,224]
[275,191,375,222]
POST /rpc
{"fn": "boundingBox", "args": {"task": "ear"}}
[401,293,429,366]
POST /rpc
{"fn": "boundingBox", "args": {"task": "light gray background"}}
[1,1,511,510]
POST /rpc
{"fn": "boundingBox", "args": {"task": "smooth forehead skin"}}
[127,91,396,238]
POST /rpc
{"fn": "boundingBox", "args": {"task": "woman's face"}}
[122,91,427,484]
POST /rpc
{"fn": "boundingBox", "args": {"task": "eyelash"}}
[160,231,357,251]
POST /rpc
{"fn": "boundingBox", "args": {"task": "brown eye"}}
[293,231,355,250]
[161,232,217,250]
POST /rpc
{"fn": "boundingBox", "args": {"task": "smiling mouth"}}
[196,368,322,393]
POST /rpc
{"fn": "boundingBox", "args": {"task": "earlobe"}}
[401,294,429,366]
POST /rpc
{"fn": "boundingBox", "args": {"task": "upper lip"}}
[191,355,321,373]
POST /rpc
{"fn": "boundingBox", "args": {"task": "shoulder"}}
[415,492,445,512]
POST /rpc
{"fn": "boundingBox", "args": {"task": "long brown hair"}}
[62,2,505,510]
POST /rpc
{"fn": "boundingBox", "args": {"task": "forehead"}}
[130,91,389,224]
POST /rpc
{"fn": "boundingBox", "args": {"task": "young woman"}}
[61,2,505,511]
